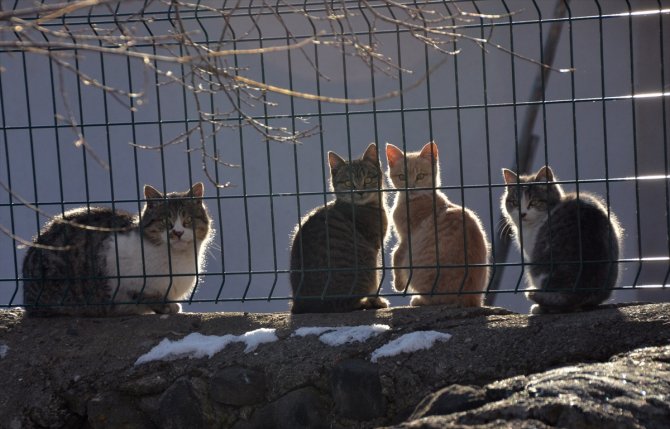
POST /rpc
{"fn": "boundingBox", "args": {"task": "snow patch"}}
[293,326,335,337]
[0,343,8,359]
[370,331,452,362]
[293,324,391,346]
[135,328,277,365]
[240,328,278,352]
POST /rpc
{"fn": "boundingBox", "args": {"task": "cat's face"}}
[386,142,440,191]
[328,143,383,205]
[501,166,563,227]
[141,183,211,250]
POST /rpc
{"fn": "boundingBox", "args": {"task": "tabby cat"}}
[386,142,490,307]
[289,143,390,313]
[501,166,623,314]
[23,183,213,316]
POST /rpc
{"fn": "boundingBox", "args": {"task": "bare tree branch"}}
[0,0,573,248]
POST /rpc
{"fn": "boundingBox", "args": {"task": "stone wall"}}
[394,345,670,428]
[1,303,669,428]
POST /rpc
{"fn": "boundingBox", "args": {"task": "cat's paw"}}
[410,295,428,306]
[361,296,390,309]
[153,302,182,314]
[530,304,546,315]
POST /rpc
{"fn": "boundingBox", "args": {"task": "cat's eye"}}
[508,200,518,207]
[364,177,373,184]
[344,180,353,187]
[183,216,192,227]
[398,174,406,181]
[416,173,425,180]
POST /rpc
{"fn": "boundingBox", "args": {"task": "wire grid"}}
[1,0,669,313]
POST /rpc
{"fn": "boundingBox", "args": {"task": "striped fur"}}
[290,144,389,313]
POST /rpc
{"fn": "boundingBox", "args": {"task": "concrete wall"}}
[1,304,670,428]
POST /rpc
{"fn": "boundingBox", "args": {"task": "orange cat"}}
[386,142,490,307]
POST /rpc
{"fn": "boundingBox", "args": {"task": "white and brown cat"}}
[386,142,490,307]
[23,183,213,316]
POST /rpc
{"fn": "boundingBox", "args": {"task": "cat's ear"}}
[419,141,438,162]
[190,182,204,198]
[535,166,555,182]
[502,168,518,184]
[144,185,163,208]
[362,143,379,164]
[385,143,403,168]
[144,185,163,200]
[328,151,347,173]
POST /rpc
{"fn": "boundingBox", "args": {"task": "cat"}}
[289,143,390,313]
[501,166,623,314]
[22,183,213,316]
[386,142,490,307]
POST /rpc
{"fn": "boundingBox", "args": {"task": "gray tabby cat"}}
[290,143,390,313]
[501,166,623,314]
[23,183,213,316]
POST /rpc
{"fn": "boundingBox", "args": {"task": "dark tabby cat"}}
[501,166,623,314]
[290,143,389,313]
[23,183,213,316]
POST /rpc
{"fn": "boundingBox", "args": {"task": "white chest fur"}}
[102,230,202,301]
[517,221,542,260]
[509,194,547,261]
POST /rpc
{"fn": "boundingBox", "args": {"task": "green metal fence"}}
[1,0,668,314]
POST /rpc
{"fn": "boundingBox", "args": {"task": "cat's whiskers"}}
[497,217,514,239]
[204,242,222,261]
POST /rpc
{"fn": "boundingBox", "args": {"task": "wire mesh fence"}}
[1,0,668,314]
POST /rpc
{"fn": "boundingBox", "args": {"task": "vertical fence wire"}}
[391,4,415,299]
[205,3,230,304]
[564,1,585,291]
[451,5,471,296]
[625,0,643,289]
[360,2,387,299]
[0,68,19,306]
[594,0,617,295]
[660,0,670,288]
[473,1,498,296]
[485,0,568,304]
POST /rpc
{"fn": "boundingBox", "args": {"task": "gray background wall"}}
[1,0,668,313]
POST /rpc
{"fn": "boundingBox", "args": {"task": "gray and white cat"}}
[23,183,213,316]
[289,143,390,313]
[501,166,623,314]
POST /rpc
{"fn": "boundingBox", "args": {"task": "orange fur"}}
[386,142,490,307]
